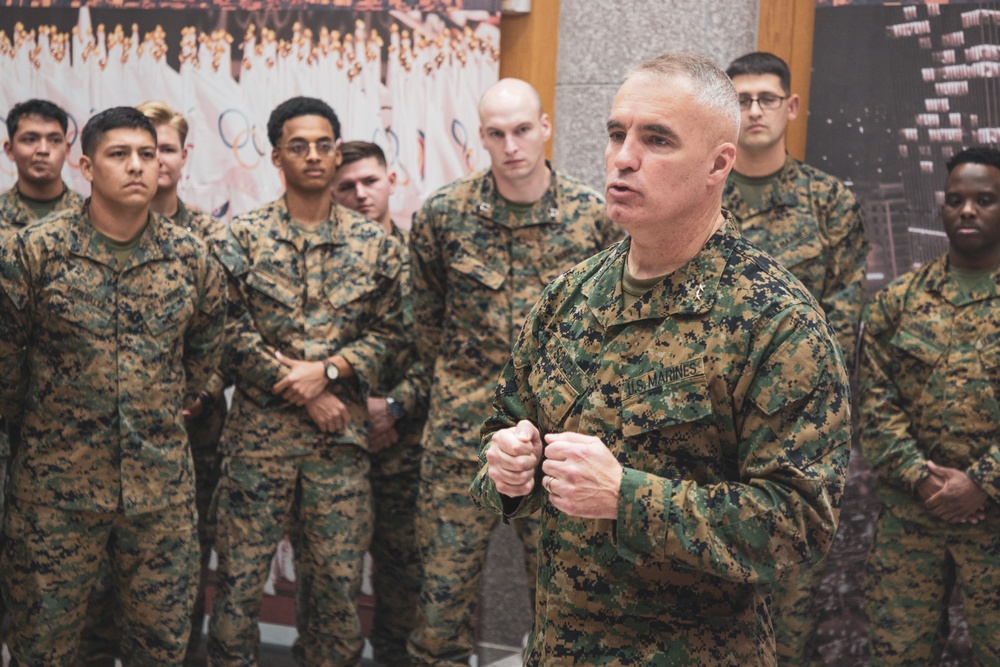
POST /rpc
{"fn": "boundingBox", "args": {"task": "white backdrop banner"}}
[0,2,501,226]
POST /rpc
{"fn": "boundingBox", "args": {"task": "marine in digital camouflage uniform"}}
[78,100,232,666]
[207,98,404,666]
[723,52,868,663]
[471,55,851,666]
[407,79,622,666]
[861,147,1000,666]
[0,100,84,598]
[332,141,427,667]
[0,107,226,666]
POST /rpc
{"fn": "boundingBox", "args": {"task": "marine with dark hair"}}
[208,98,405,665]
[0,98,84,629]
[0,105,226,664]
[471,53,850,665]
[861,145,1000,665]
[722,51,868,664]
[77,100,231,666]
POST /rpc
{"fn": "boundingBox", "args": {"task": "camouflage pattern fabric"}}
[865,509,1000,666]
[860,254,1000,664]
[2,500,199,666]
[177,200,230,662]
[76,200,231,666]
[471,218,852,666]
[723,155,866,663]
[0,184,85,237]
[368,225,426,667]
[0,200,223,665]
[207,450,372,666]
[409,455,538,667]
[0,183,84,505]
[0,203,226,513]
[407,165,619,664]
[722,155,867,368]
[409,164,623,462]
[213,197,404,457]
[208,197,403,664]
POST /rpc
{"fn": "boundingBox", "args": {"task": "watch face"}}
[325,363,339,381]
[387,399,405,419]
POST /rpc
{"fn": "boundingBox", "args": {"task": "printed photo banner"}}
[0,2,501,225]
[807,1,1000,291]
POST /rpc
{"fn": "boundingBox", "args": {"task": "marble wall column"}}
[553,0,760,189]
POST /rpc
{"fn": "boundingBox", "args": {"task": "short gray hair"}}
[628,53,740,142]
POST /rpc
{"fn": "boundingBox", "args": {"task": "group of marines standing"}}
[0,47,998,667]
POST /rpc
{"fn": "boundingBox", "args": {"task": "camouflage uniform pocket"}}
[528,335,589,431]
[449,248,506,290]
[45,286,114,336]
[621,374,717,476]
[326,269,380,309]
[245,268,301,309]
[142,285,194,338]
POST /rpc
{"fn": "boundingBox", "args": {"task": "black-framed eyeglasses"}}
[280,139,337,158]
[737,94,788,111]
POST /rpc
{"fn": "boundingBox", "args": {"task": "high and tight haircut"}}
[267,96,341,147]
[946,145,1000,174]
[80,106,157,158]
[338,141,387,169]
[6,98,70,138]
[628,53,740,142]
[726,52,792,93]
[136,100,189,146]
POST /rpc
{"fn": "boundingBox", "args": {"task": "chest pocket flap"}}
[774,225,823,269]
[47,285,114,336]
[328,269,380,309]
[450,248,506,291]
[890,327,944,366]
[750,333,824,416]
[528,333,589,429]
[245,269,301,309]
[142,285,194,337]
[621,360,713,437]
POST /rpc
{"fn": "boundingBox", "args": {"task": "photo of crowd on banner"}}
[0,4,500,225]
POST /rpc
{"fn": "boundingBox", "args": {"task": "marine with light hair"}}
[471,53,851,664]
[332,140,427,666]
[407,77,621,666]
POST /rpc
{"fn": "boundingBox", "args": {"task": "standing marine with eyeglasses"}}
[207,96,405,665]
[723,52,869,664]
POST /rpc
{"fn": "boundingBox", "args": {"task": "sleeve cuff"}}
[615,467,673,564]
[967,452,1000,503]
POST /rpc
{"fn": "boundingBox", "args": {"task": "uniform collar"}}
[471,161,563,229]
[68,199,172,270]
[2,182,77,229]
[582,213,737,328]
[722,154,801,218]
[269,195,346,248]
[925,253,1000,306]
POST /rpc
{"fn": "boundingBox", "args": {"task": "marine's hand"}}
[924,460,988,524]
[369,426,399,453]
[306,391,350,433]
[182,396,205,423]
[486,420,543,497]
[541,431,622,520]
[272,352,328,406]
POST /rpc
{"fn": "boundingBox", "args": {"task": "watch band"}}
[385,396,405,419]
